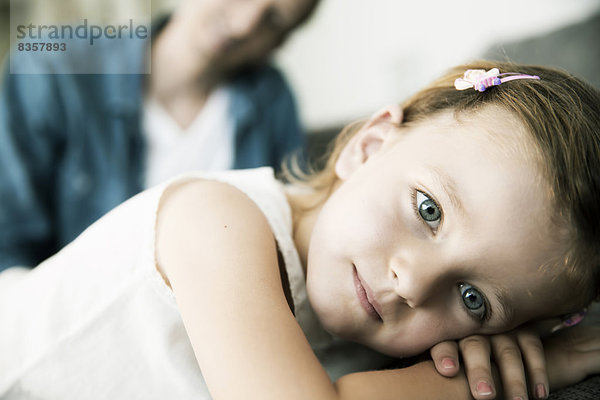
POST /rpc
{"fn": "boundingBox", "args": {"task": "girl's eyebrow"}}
[429,167,465,216]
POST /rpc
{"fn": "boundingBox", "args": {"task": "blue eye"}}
[416,191,442,230]
[459,283,487,320]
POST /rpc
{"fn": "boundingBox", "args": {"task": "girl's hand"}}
[544,325,600,390]
[431,328,549,400]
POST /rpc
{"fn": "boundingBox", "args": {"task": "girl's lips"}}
[353,265,383,322]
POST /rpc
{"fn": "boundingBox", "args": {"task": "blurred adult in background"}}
[0,0,320,271]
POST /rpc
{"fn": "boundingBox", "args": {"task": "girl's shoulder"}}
[155,167,292,239]
[152,167,296,283]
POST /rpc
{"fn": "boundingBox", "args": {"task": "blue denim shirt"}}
[0,36,304,271]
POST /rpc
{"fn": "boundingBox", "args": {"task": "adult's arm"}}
[0,62,61,270]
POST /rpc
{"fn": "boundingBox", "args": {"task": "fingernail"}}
[513,397,524,400]
[536,383,547,399]
[476,381,494,396]
[441,358,456,369]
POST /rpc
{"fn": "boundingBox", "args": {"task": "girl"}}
[1,61,599,399]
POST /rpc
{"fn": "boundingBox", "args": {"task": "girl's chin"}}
[312,307,354,337]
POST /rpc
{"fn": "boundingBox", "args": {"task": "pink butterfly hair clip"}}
[454,68,540,92]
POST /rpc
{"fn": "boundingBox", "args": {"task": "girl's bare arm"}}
[156,180,336,399]
[335,362,472,400]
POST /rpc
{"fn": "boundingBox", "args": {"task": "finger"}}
[517,331,548,399]
[430,341,460,377]
[490,334,528,400]
[459,335,496,399]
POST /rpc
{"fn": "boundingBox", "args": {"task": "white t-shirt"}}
[0,168,390,399]
[142,88,234,188]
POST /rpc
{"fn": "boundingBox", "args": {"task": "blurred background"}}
[1,0,599,132]
[277,0,600,131]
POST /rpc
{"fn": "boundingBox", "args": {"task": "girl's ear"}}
[335,104,403,180]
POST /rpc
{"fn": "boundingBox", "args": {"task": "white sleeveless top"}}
[0,168,391,399]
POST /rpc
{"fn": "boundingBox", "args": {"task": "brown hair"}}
[286,60,600,310]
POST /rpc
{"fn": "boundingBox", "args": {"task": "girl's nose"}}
[389,255,442,309]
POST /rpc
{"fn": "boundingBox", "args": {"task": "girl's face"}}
[305,106,569,357]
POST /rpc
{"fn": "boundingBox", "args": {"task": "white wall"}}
[275,0,600,130]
